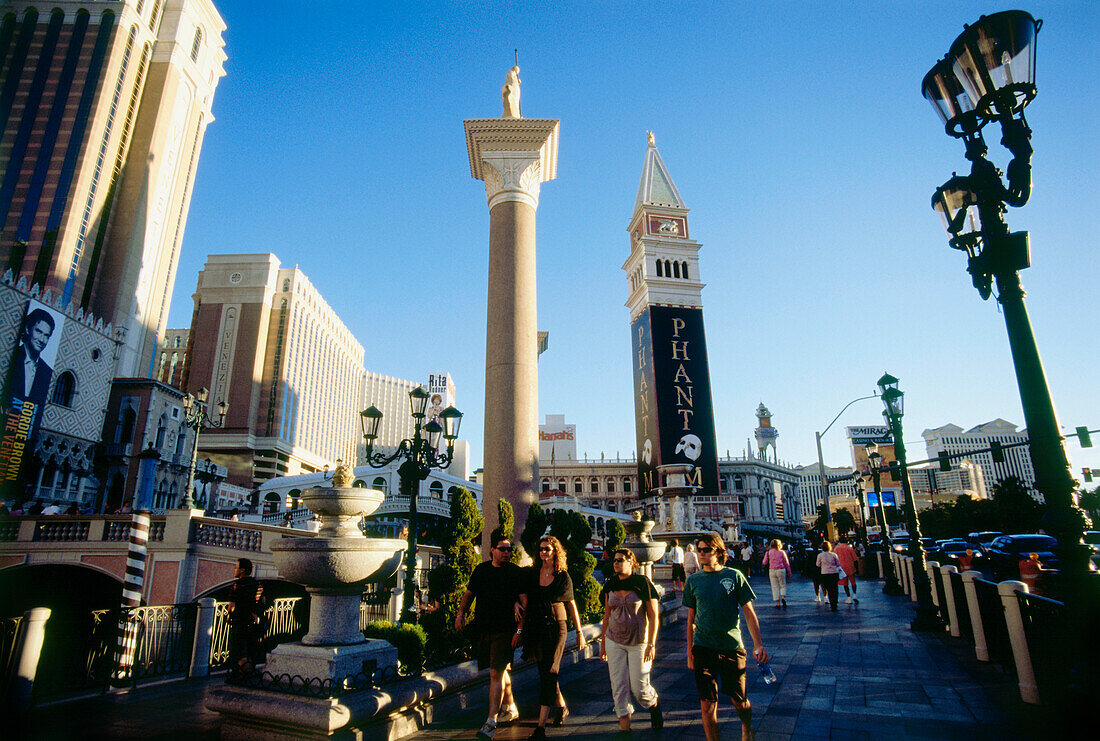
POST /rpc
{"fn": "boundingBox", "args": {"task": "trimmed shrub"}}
[363,620,427,674]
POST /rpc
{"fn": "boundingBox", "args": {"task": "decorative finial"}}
[646,130,655,147]
[502,65,521,118]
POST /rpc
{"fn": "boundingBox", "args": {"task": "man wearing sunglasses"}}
[683,533,769,741]
[457,531,525,739]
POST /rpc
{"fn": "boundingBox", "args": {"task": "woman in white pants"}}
[599,548,662,732]
[763,539,792,609]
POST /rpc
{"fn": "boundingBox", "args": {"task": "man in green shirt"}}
[683,533,769,741]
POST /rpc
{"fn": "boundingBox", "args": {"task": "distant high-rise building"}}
[181,254,365,487]
[922,420,1039,500]
[1,1,227,378]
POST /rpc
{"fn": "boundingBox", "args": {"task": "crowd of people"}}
[457,531,768,741]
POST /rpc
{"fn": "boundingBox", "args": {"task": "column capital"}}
[464,118,559,210]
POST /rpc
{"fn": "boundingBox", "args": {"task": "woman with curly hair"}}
[518,536,587,739]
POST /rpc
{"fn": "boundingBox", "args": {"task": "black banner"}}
[630,305,720,498]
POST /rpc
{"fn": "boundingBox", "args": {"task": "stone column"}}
[465,117,559,551]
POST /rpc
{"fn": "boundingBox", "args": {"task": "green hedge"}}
[363,620,427,674]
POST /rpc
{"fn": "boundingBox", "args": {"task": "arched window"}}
[148,0,162,31]
[541,477,551,493]
[590,477,600,492]
[174,335,181,348]
[734,475,744,491]
[655,260,663,277]
[720,476,729,493]
[175,425,187,456]
[623,479,633,493]
[116,405,137,444]
[557,477,566,492]
[673,261,681,278]
[573,477,583,494]
[50,371,76,406]
[155,414,168,448]
[664,260,672,276]
[190,26,202,62]
[429,481,444,500]
[606,478,616,493]
[682,262,689,279]
[372,476,388,495]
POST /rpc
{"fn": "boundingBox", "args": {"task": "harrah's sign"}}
[539,430,574,441]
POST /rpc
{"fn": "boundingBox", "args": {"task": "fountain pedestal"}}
[207,483,406,738]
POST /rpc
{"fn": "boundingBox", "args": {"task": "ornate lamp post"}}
[879,373,942,631]
[180,388,227,510]
[866,448,903,595]
[360,386,462,624]
[923,12,1089,577]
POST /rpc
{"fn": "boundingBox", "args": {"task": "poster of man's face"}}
[8,300,64,408]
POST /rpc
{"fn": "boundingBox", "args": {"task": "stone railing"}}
[0,515,170,545]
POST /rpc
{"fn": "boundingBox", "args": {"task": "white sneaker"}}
[498,705,519,724]
[477,720,497,739]
[814,594,821,603]
[845,597,853,604]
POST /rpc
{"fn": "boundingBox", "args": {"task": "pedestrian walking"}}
[684,533,769,741]
[599,548,663,732]
[816,541,842,611]
[834,537,860,604]
[227,558,266,675]
[806,542,824,603]
[456,531,525,740]
[668,539,686,596]
[518,536,587,739]
[762,539,792,609]
[740,542,755,577]
[684,543,701,577]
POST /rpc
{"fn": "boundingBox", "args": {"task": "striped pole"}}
[113,445,160,680]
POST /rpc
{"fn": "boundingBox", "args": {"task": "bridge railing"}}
[0,515,169,545]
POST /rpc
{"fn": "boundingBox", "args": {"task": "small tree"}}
[832,508,856,536]
[497,498,523,563]
[992,476,1044,533]
[424,486,482,662]
[605,519,625,552]
[520,502,549,560]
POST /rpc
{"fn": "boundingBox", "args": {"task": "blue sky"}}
[170,1,1100,481]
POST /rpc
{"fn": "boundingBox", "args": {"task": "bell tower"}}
[624,133,720,501]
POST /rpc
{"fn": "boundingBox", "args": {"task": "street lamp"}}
[814,393,878,541]
[360,387,462,624]
[866,448,903,595]
[924,12,1089,578]
[878,373,942,631]
[180,388,227,510]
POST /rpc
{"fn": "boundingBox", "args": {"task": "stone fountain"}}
[207,462,406,738]
[622,512,667,581]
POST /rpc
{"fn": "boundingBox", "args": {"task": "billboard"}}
[539,414,576,462]
[425,372,455,451]
[846,425,893,447]
[1,300,65,500]
[630,305,720,498]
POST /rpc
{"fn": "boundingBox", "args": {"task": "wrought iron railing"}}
[949,570,972,640]
[117,604,197,680]
[210,597,309,668]
[359,584,391,629]
[973,578,1013,675]
[1,614,24,684]
[209,602,232,668]
[1017,590,1068,704]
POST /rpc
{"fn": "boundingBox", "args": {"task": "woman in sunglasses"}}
[599,548,663,732]
[518,535,586,739]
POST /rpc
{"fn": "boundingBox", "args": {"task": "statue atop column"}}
[502,66,521,118]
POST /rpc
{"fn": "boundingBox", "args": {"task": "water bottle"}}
[758,660,777,684]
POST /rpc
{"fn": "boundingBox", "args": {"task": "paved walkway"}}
[22,575,1049,740]
[409,576,1044,741]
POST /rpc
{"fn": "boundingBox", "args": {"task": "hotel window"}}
[50,372,76,407]
[191,27,202,62]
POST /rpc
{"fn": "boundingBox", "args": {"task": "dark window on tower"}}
[655,261,663,277]
[673,261,681,278]
[50,372,76,407]
[682,262,689,279]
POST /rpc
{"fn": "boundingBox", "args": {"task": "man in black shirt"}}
[456,532,526,740]
[228,558,266,675]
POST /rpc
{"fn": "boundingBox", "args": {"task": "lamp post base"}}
[910,603,946,632]
[883,577,904,596]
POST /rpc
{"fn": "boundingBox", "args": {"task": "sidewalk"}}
[21,575,1047,740]
[408,576,1043,741]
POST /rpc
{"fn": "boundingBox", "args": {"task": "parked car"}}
[967,531,1004,547]
[935,541,984,567]
[926,538,967,561]
[984,534,1059,579]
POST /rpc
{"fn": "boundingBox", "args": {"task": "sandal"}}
[551,705,569,726]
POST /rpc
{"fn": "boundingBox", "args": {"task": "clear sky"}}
[170,1,1100,482]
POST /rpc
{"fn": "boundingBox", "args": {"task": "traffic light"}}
[990,440,1005,463]
[938,452,952,472]
[1077,426,1093,448]
[1084,468,1094,483]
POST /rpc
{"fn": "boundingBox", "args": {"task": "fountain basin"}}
[270,537,405,589]
[300,486,385,538]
